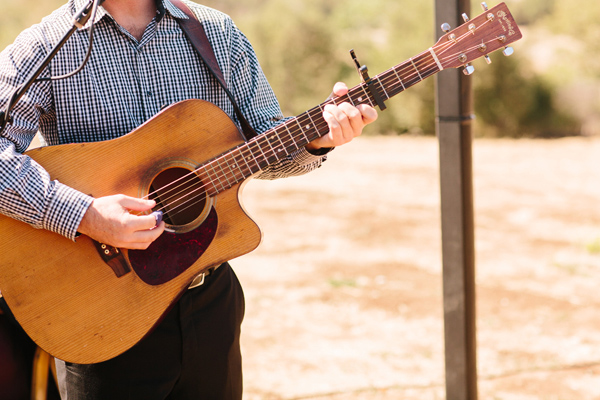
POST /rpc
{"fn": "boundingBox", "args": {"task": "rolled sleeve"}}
[43,182,93,241]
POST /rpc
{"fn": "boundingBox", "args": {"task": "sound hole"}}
[148,167,209,232]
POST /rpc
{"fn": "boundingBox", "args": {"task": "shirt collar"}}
[70,0,189,29]
[71,0,108,27]
[162,0,190,20]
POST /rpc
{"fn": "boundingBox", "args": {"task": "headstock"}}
[433,2,522,74]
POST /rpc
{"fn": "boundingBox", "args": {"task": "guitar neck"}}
[197,49,440,196]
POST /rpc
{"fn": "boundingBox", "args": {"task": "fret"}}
[392,67,406,91]
[273,127,288,155]
[347,89,360,106]
[293,118,312,144]
[249,138,270,167]
[275,123,297,152]
[375,75,390,100]
[207,162,226,193]
[231,147,250,179]
[197,167,218,197]
[237,144,257,176]
[358,84,374,107]
[244,141,262,172]
[346,93,356,107]
[268,130,287,158]
[261,132,278,163]
[289,119,308,145]
[410,58,423,81]
[214,156,233,188]
[223,152,242,183]
[296,112,316,142]
[305,110,320,139]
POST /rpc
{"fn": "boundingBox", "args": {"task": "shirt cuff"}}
[290,146,333,165]
[42,182,94,241]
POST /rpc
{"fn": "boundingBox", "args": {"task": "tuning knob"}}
[441,23,451,33]
[481,2,489,11]
[462,13,470,22]
[503,46,514,56]
[484,55,492,64]
[463,64,475,75]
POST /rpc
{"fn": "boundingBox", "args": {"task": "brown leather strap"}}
[170,0,258,141]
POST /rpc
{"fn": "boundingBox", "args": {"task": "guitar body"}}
[0,99,262,364]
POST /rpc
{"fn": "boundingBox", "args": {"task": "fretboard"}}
[199,49,441,196]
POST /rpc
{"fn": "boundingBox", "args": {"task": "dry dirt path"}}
[232,136,600,400]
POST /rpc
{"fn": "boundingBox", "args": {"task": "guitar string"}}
[142,30,474,211]
[146,61,441,221]
[144,50,441,212]
[143,37,491,221]
[142,44,464,220]
[138,19,498,221]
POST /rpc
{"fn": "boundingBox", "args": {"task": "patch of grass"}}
[328,278,357,288]
[586,238,600,255]
[552,262,580,275]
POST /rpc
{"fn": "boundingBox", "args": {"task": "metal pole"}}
[434,0,477,399]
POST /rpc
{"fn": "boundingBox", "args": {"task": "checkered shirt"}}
[0,0,327,241]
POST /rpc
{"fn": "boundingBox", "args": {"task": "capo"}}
[350,49,387,111]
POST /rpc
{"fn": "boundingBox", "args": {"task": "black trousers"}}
[55,262,245,400]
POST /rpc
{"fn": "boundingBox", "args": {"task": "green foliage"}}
[474,55,580,138]
[217,0,435,135]
[2,0,598,138]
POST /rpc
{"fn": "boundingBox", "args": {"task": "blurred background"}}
[2,0,599,138]
[1,0,599,399]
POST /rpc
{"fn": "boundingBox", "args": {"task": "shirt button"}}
[146,91,153,97]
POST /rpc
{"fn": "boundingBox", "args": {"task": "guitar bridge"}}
[92,240,131,277]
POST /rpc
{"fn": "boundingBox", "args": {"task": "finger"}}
[322,107,345,143]
[119,196,156,212]
[324,103,355,142]
[332,82,348,97]
[357,104,379,125]
[122,209,164,233]
[131,222,165,245]
[338,102,365,137]
[327,82,349,100]
[116,222,165,250]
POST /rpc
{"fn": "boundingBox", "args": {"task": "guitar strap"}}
[170,0,258,141]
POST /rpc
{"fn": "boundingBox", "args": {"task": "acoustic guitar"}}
[0,3,521,363]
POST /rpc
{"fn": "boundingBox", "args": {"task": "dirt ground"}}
[231,135,600,400]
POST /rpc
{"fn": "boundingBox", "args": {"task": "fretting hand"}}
[306,82,378,152]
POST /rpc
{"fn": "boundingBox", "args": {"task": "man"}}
[0,0,377,398]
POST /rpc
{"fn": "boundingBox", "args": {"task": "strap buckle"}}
[188,272,206,289]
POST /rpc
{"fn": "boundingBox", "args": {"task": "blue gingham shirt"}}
[0,0,327,241]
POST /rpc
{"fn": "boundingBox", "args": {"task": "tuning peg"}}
[481,2,489,11]
[441,23,451,33]
[484,55,492,64]
[462,13,470,22]
[503,46,514,56]
[463,64,475,75]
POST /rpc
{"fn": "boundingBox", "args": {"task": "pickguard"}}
[128,207,218,285]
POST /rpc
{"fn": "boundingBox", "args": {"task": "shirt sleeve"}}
[225,21,330,181]
[0,28,93,241]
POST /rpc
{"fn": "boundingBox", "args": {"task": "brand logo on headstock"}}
[497,10,516,36]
